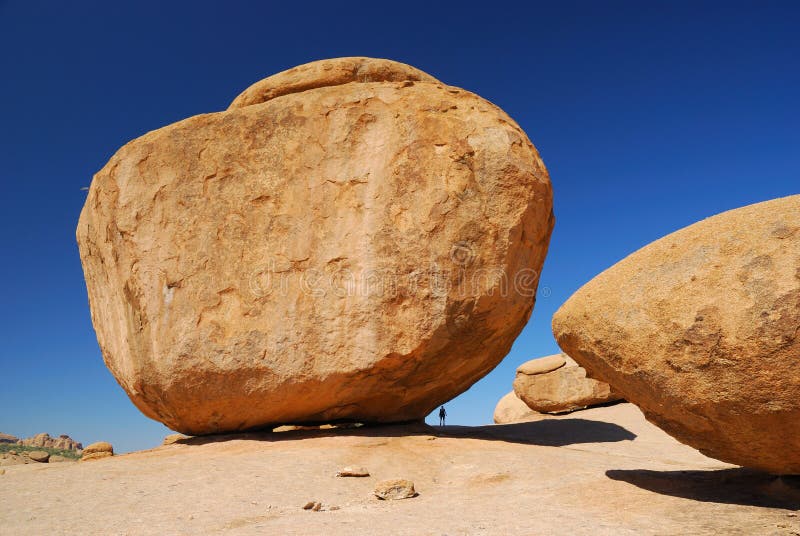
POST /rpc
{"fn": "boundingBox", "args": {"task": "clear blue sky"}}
[0,1,797,453]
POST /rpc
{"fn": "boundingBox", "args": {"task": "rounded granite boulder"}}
[553,195,800,474]
[493,391,542,424]
[77,57,554,435]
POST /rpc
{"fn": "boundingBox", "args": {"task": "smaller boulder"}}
[28,450,50,463]
[513,354,622,413]
[0,469,5,475]
[493,391,542,424]
[374,479,417,500]
[336,466,370,477]
[48,455,73,463]
[81,442,113,461]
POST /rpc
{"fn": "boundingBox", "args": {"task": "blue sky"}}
[0,1,797,453]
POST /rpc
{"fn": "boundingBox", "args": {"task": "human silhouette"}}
[438,406,447,426]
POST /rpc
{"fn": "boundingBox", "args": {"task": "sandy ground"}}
[1,403,799,535]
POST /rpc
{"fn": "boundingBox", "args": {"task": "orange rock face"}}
[553,195,800,474]
[77,57,554,435]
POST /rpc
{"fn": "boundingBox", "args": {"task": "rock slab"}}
[553,195,800,474]
[516,354,565,375]
[162,434,188,446]
[77,57,554,435]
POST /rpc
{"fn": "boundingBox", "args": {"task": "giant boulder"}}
[553,195,800,474]
[77,57,554,435]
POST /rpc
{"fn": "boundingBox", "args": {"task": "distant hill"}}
[0,433,19,444]
[0,431,83,462]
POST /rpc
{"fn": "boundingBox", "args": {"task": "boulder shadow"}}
[440,419,636,446]
[606,468,800,510]
[176,418,636,448]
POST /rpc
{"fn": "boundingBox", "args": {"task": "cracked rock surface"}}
[76,57,554,435]
[553,195,800,474]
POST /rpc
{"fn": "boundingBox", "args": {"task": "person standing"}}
[438,406,447,426]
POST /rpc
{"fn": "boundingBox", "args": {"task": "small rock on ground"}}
[336,466,370,477]
[374,479,417,500]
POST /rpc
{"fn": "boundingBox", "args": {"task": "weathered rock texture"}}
[374,479,417,500]
[18,433,82,451]
[77,57,554,435]
[553,195,800,474]
[513,354,621,413]
[492,391,541,424]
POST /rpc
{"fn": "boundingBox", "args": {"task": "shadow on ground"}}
[607,468,800,510]
[439,419,636,446]
[177,418,636,449]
